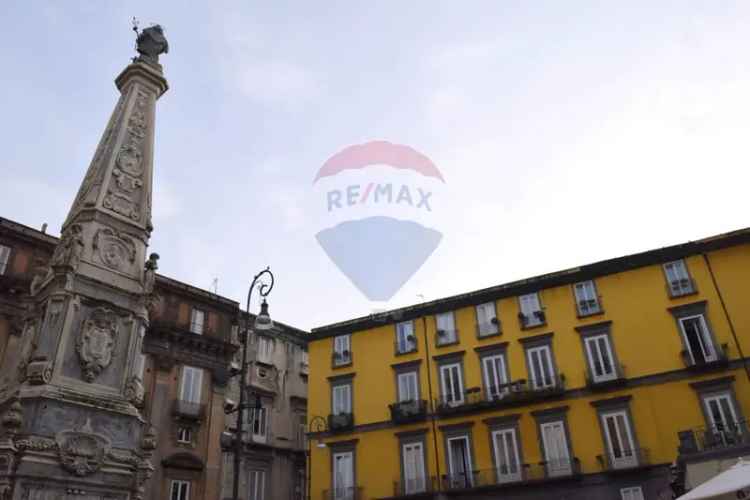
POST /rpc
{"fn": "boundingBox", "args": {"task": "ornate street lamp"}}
[306,415,328,500]
[224,267,275,500]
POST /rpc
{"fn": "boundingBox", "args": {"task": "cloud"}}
[236,60,321,104]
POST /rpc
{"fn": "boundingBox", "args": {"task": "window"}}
[249,470,266,500]
[492,428,522,483]
[0,245,10,275]
[601,410,637,468]
[476,302,499,337]
[519,293,544,327]
[574,281,601,316]
[333,335,351,366]
[482,354,509,401]
[397,371,419,402]
[439,363,464,407]
[179,366,203,403]
[435,312,457,345]
[301,350,309,369]
[664,260,694,297]
[540,421,572,477]
[446,436,473,488]
[620,487,644,500]
[679,314,717,365]
[526,345,556,389]
[170,480,190,500]
[332,384,352,415]
[189,308,205,335]
[257,335,273,364]
[402,441,426,494]
[584,334,617,382]
[395,321,417,354]
[251,407,268,442]
[177,427,191,443]
[703,393,741,445]
[333,451,355,500]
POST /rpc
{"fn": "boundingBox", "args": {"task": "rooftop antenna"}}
[211,278,219,295]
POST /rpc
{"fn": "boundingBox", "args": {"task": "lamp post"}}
[226,267,275,500]
[306,415,328,500]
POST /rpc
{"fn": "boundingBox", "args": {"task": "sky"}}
[1,2,749,331]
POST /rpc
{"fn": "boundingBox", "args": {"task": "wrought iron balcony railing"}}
[392,476,438,497]
[584,365,626,389]
[438,458,581,493]
[322,486,363,500]
[667,278,696,298]
[678,420,750,455]
[680,344,728,371]
[172,399,206,421]
[328,412,354,433]
[389,399,428,424]
[596,448,650,471]
[435,376,566,415]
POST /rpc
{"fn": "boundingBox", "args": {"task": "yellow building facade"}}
[307,229,750,500]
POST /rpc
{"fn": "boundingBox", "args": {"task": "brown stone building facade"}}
[0,216,309,500]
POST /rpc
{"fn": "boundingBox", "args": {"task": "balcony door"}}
[482,354,508,401]
[492,428,522,483]
[402,441,426,494]
[397,372,419,403]
[439,363,464,407]
[602,410,637,468]
[447,436,473,488]
[527,345,555,389]
[333,451,354,500]
[541,421,571,477]
[584,334,616,382]
[180,366,203,403]
[679,315,716,364]
[332,384,351,415]
[704,393,741,445]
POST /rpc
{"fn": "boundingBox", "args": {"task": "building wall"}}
[308,235,750,500]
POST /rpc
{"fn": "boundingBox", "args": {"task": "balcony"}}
[518,310,546,329]
[584,365,627,390]
[576,298,602,317]
[680,344,729,372]
[172,399,206,421]
[392,477,438,497]
[435,377,566,416]
[667,278,696,298]
[328,413,354,433]
[435,329,459,347]
[476,318,501,338]
[438,459,581,493]
[322,487,363,500]
[332,350,352,368]
[389,399,428,424]
[394,337,418,355]
[596,448,650,472]
[678,420,750,457]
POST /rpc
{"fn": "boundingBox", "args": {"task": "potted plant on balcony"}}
[533,310,546,322]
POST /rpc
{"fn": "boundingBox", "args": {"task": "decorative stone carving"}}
[143,253,158,295]
[115,144,144,178]
[76,308,119,382]
[1,401,23,437]
[56,420,111,476]
[25,357,52,385]
[29,257,51,296]
[93,227,136,271]
[124,376,144,406]
[51,224,84,270]
[15,437,57,453]
[141,424,157,452]
[103,190,140,221]
[135,24,169,65]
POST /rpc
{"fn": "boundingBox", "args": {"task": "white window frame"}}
[177,426,191,444]
[179,366,203,404]
[446,436,473,488]
[397,371,419,403]
[333,335,351,365]
[170,479,190,500]
[435,312,457,344]
[475,302,499,337]
[678,314,717,364]
[251,406,268,443]
[396,321,416,354]
[540,420,572,477]
[332,384,352,415]
[333,451,354,500]
[189,308,205,335]
[0,245,10,275]
[574,280,600,316]
[703,393,739,432]
[482,354,509,401]
[439,363,464,407]
[402,441,426,494]
[602,410,638,469]
[584,334,617,382]
[491,428,522,483]
[257,335,273,364]
[519,293,543,327]
[664,259,694,296]
[248,469,266,500]
[620,486,645,500]
[526,345,556,389]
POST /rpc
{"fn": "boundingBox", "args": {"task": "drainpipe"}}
[702,253,750,383]
[420,313,443,495]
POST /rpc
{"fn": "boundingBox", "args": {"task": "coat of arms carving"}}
[56,419,111,476]
[76,308,119,382]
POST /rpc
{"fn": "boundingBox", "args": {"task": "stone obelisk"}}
[0,26,168,500]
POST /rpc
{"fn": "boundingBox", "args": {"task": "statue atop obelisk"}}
[0,23,168,500]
